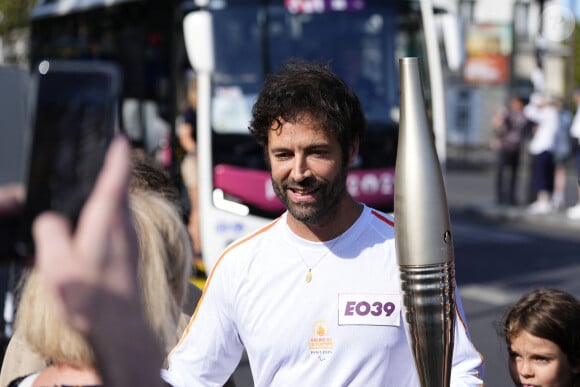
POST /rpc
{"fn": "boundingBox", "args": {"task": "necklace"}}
[295,237,340,283]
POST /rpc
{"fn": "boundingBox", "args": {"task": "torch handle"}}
[400,262,456,387]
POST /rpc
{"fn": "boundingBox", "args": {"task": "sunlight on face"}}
[267,115,348,226]
[508,330,578,387]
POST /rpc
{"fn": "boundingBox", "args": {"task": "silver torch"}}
[394,57,455,387]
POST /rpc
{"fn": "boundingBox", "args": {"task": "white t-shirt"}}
[162,206,483,386]
[524,104,559,155]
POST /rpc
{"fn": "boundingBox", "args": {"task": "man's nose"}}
[291,154,312,181]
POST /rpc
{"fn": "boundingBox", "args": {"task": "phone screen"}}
[15,60,121,258]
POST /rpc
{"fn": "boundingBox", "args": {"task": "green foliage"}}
[0,0,35,38]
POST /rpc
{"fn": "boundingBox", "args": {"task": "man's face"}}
[267,114,351,225]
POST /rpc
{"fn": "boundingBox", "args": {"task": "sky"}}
[563,0,580,19]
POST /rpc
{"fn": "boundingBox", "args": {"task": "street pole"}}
[534,0,547,93]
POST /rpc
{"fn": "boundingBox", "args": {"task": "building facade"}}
[440,0,574,150]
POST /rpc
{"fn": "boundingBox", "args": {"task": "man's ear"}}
[348,137,360,166]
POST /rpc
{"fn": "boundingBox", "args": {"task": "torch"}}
[394,57,456,387]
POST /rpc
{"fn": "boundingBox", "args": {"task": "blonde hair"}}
[14,190,192,367]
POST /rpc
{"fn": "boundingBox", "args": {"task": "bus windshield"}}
[211,3,411,132]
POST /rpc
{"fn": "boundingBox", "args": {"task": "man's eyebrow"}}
[270,141,330,152]
[269,146,290,152]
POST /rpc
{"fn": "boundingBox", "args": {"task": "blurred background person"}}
[566,89,580,219]
[177,76,204,276]
[552,97,573,211]
[524,93,559,214]
[490,95,530,206]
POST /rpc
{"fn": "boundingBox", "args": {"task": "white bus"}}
[29,0,450,273]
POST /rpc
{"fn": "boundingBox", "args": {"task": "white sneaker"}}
[566,204,580,219]
[527,200,553,215]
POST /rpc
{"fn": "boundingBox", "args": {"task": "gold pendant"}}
[305,269,312,283]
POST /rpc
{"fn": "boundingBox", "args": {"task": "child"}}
[502,288,580,386]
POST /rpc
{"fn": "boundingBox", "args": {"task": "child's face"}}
[509,330,579,386]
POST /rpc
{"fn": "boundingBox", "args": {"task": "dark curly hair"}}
[249,59,366,166]
[501,288,580,383]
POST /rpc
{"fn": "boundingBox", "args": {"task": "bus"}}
[28,0,450,273]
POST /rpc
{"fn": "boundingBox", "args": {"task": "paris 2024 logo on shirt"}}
[309,319,334,362]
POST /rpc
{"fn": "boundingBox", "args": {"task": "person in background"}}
[524,93,559,214]
[177,76,203,275]
[566,89,580,219]
[0,153,193,386]
[0,138,163,387]
[4,188,192,386]
[552,97,573,210]
[501,288,580,387]
[490,95,529,205]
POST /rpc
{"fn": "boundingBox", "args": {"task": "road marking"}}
[459,285,522,306]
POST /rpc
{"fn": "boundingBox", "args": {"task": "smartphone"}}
[14,59,121,259]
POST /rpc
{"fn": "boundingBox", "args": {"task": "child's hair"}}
[502,288,580,373]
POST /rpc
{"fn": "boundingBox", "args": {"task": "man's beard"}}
[272,168,348,225]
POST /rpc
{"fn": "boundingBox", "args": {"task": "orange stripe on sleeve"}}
[171,217,282,352]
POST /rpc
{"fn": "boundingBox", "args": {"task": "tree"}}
[0,0,35,64]
[0,0,35,39]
